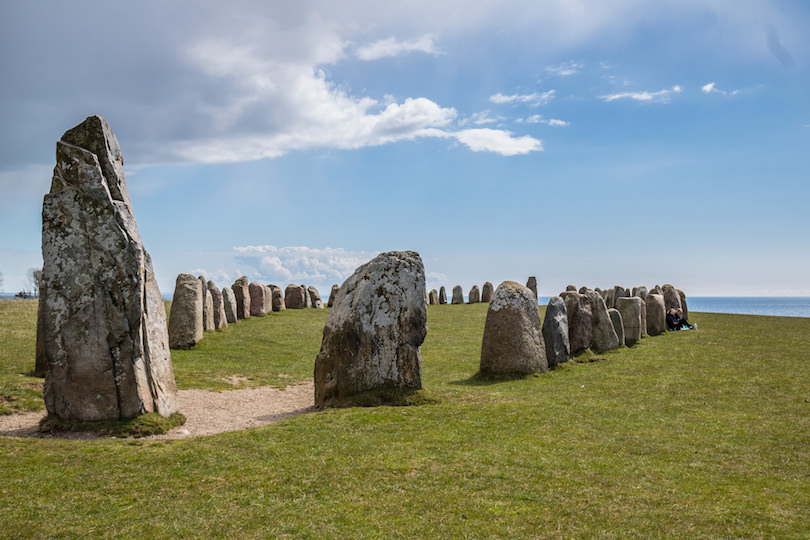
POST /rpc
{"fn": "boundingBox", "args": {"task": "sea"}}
[538,296,810,318]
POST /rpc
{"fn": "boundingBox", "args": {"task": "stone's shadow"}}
[448,373,536,387]
[254,406,318,423]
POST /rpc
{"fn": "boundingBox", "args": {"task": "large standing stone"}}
[439,286,447,304]
[285,284,307,309]
[429,289,439,305]
[608,308,624,347]
[662,285,682,313]
[481,282,494,302]
[264,286,274,314]
[480,281,547,376]
[168,274,204,350]
[314,251,426,408]
[249,281,267,316]
[269,284,285,311]
[526,276,538,302]
[303,285,313,308]
[200,276,214,331]
[40,115,177,420]
[327,284,339,308]
[308,286,324,309]
[468,285,480,304]
[632,286,648,302]
[646,294,667,336]
[678,289,688,320]
[208,281,228,329]
[615,297,642,346]
[451,285,464,304]
[222,286,238,324]
[585,291,620,353]
[560,291,592,354]
[542,296,570,368]
[232,276,251,319]
[640,297,647,336]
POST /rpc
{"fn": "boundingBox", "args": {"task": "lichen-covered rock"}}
[542,296,570,368]
[646,294,667,336]
[269,284,285,311]
[481,282,494,302]
[200,276,215,331]
[40,115,177,421]
[479,281,547,376]
[616,297,642,346]
[468,285,480,304]
[560,291,592,354]
[249,281,267,316]
[585,291,620,353]
[429,289,439,305]
[327,284,339,308]
[308,286,324,309]
[285,284,307,309]
[208,281,228,329]
[222,286,238,324]
[608,308,624,347]
[314,251,426,408]
[169,274,204,350]
[439,286,447,304]
[451,285,464,304]
[232,276,251,319]
[526,276,538,302]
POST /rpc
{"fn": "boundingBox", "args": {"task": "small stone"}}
[526,276,538,302]
[439,286,447,304]
[481,282,494,302]
[542,296,570,368]
[249,282,267,316]
[429,289,439,305]
[308,286,324,309]
[327,284,339,307]
[451,285,464,304]
[468,285,480,304]
[232,276,251,319]
[168,274,204,349]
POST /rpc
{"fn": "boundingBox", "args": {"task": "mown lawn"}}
[1,299,808,538]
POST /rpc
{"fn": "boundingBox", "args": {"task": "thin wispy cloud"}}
[489,90,556,107]
[525,115,569,126]
[600,86,682,103]
[702,82,740,96]
[546,61,583,76]
[355,34,440,61]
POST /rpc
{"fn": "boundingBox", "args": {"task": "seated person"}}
[666,308,695,331]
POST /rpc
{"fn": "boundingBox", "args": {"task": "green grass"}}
[1,299,809,537]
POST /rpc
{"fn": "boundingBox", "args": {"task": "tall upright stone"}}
[232,276,251,319]
[208,281,228,329]
[308,286,324,309]
[249,281,267,316]
[199,276,215,331]
[269,284,285,311]
[481,282,494,303]
[560,291,592,354]
[585,290,620,353]
[264,286,274,314]
[468,285,480,304]
[615,296,642,346]
[479,281,547,376]
[314,251,426,408]
[303,285,313,308]
[662,285,682,313]
[451,285,464,304]
[542,296,570,368]
[222,286,238,324]
[646,294,667,336]
[439,286,447,304]
[632,286,648,302]
[678,289,688,320]
[429,289,439,305]
[566,285,577,291]
[327,284,339,308]
[168,274,204,350]
[608,308,624,347]
[40,115,177,421]
[285,284,307,309]
[526,276,538,302]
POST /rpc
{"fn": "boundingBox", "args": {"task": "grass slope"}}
[1,300,809,537]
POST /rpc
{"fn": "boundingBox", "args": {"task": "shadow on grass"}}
[449,372,539,387]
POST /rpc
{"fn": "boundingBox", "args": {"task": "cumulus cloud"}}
[233,245,379,286]
[489,90,556,107]
[600,85,682,103]
[546,61,583,76]
[356,34,439,60]
[446,129,543,155]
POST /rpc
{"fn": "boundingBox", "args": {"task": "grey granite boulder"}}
[232,276,251,319]
[560,291,592,354]
[429,289,439,305]
[608,308,624,347]
[222,286,238,324]
[284,284,306,309]
[200,276,214,331]
[327,284,339,308]
[526,276,538,302]
[479,281,547,376]
[646,293,667,336]
[249,281,267,316]
[439,286,447,304]
[208,281,228,329]
[615,297,642,346]
[542,295,570,368]
[314,251,426,408]
[662,285,682,313]
[585,291,620,353]
[468,285,480,304]
[308,286,324,309]
[40,116,178,420]
[169,274,204,349]
[481,282,494,302]
[451,285,464,304]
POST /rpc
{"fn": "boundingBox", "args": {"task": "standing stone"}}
[542,296,570,368]
[613,286,627,306]
[327,284,339,308]
[429,289,439,305]
[639,297,647,336]
[208,281,228,329]
[439,286,447,304]
[526,276,538,302]
[605,288,616,309]
[34,285,49,378]
[303,285,313,308]
[232,276,251,319]
[585,291,620,353]
[264,286,274,314]
[632,286,648,302]
[481,282,494,302]
[650,285,663,295]
[560,291,593,354]
[566,285,577,292]
[451,285,464,304]
[284,284,307,309]
[579,286,589,294]
[616,297,642,346]
[269,284,285,311]
[608,308,624,347]
[222,286,238,324]
[249,281,267,316]
[662,285,682,313]
[199,276,214,331]
[168,274,204,350]
[468,285,480,304]
[678,289,688,321]
[308,286,324,308]
[646,294,667,336]
[479,281,547,376]
[41,115,177,420]
[314,251,426,408]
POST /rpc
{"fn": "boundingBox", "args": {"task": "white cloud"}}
[356,34,439,60]
[524,115,568,127]
[547,119,570,127]
[489,90,556,107]
[447,129,543,155]
[600,85,682,103]
[702,82,740,96]
[546,61,583,76]
[469,110,501,125]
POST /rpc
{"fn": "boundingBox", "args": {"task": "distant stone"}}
[542,296,570,368]
[314,251,426,408]
[468,285,480,304]
[284,284,307,309]
[566,285,577,292]
[646,294,667,336]
[303,285,313,308]
[678,289,688,320]
[308,286,324,309]
[269,284,285,311]
[200,276,215,331]
[481,282,494,302]
[663,286,682,313]
[479,281,547,376]
[222,286,238,324]
[605,288,616,309]
[613,286,627,305]
[168,274,204,350]
[650,285,663,295]
[40,116,177,420]
[632,286,648,302]
[327,284,339,308]
[264,286,274,314]
[608,308,624,347]
[208,281,228,329]
[232,276,251,319]
[616,297,642,346]
[585,291,620,353]
[34,283,48,378]
[429,289,439,305]
[439,286,447,304]
[560,291,592,354]
[639,297,647,336]
[579,286,589,294]
[526,276,538,302]
[452,285,464,304]
[249,281,267,316]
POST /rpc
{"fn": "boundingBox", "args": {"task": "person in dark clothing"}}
[666,308,694,331]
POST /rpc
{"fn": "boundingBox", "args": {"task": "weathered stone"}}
[249,281,267,316]
[468,285,480,304]
[613,286,627,307]
[34,286,48,378]
[579,286,589,294]
[542,296,570,368]
[678,289,688,320]
[269,284,285,311]
[303,285,313,308]
[650,285,663,295]
[566,285,577,292]
[168,274,204,350]
[608,308,624,347]
[646,293,667,336]
[284,284,307,309]
[560,291,592,354]
[640,297,647,336]
[232,276,251,319]
[526,276,538,302]
[200,276,214,331]
[481,282,494,302]
[208,281,228,329]
[222,286,238,324]
[314,251,426,408]
[264,286,274,314]
[452,285,464,304]
[663,286,682,313]
[615,297,642,346]
[585,291,620,353]
[40,116,178,420]
[632,286,648,302]
[480,281,547,376]
[327,284,339,308]
[605,288,616,309]
[308,286,324,309]
[439,286,447,304]
[429,289,439,305]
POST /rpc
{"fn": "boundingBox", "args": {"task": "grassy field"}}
[1,299,809,537]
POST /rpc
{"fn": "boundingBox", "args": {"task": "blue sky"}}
[1,1,808,297]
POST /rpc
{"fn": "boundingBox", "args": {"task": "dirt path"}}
[0,381,316,440]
